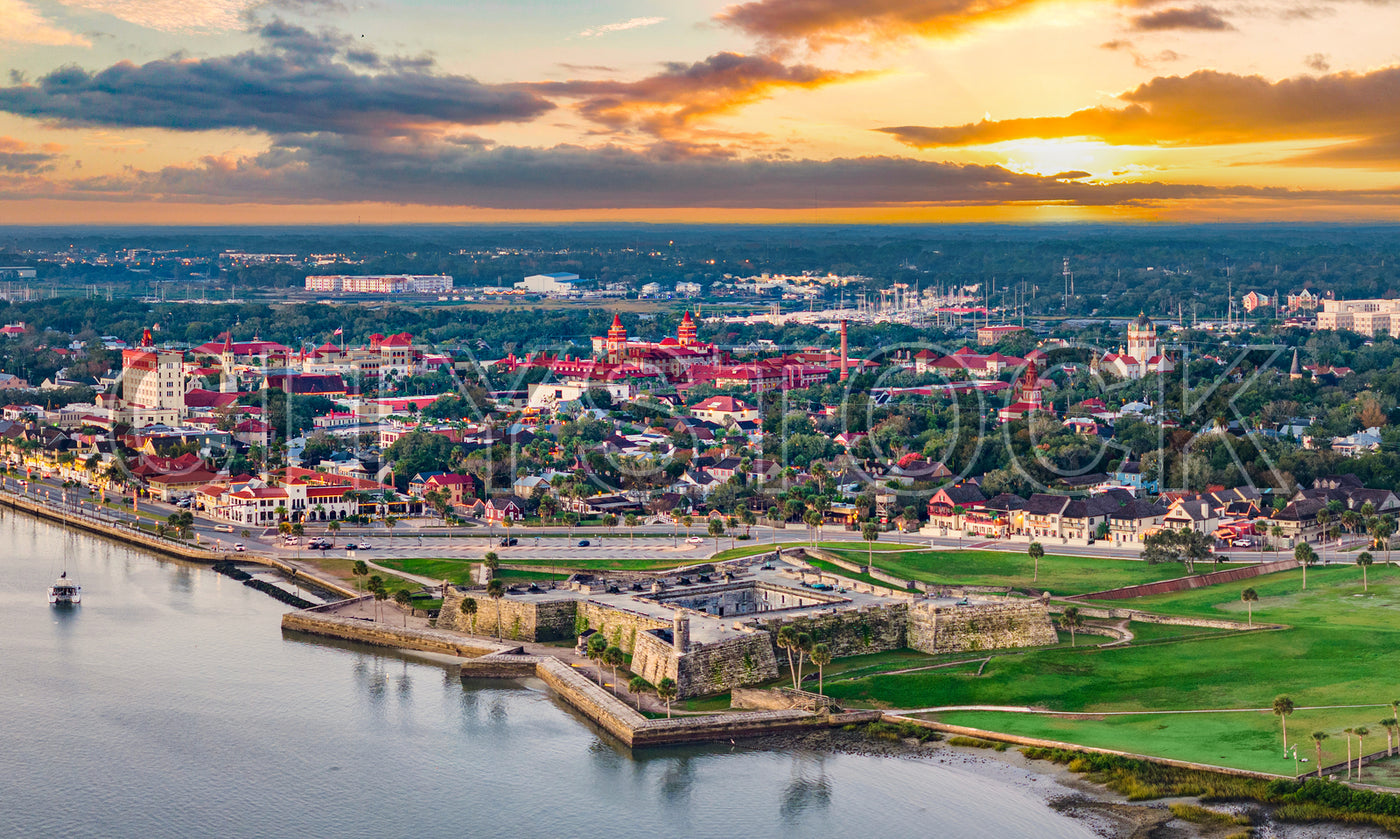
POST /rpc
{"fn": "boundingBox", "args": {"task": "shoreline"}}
[9,494,1398,835]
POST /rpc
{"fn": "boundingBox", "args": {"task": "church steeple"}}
[677,310,697,345]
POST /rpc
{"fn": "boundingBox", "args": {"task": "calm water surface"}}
[0,512,1096,839]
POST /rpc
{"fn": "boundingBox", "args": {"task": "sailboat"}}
[48,571,81,605]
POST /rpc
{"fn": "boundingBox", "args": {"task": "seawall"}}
[1,487,357,600]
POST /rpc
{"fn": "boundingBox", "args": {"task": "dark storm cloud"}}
[0,21,553,137]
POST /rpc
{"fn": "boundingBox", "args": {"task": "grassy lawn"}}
[824,547,1255,597]
[709,540,926,563]
[374,557,478,586]
[823,563,1400,773]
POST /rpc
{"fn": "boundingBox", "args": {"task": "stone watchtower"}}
[672,613,690,654]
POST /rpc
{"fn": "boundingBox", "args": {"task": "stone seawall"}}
[1063,605,1270,631]
[1075,559,1299,600]
[907,601,1058,654]
[437,590,577,641]
[1,489,357,599]
[281,611,517,657]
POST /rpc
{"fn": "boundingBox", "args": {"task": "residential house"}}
[1108,499,1169,546]
[484,495,526,523]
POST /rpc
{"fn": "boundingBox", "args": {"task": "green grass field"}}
[823,563,1400,775]
[824,547,1230,596]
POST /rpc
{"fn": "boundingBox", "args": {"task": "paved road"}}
[3,472,1371,568]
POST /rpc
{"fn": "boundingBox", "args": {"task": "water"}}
[0,511,1096,839]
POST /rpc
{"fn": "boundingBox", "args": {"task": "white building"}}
[527,380,633,409]
[516,273,582,295]
[1316,298,1400,338]
[305,275,453,294]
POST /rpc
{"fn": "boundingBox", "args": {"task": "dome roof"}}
[1135,311,1152,329]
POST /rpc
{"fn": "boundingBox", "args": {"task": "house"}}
[1108,499,1169,546]
[926,483,987,530]
[1162,498,1219,535]
[416,472,477,508]
[1058,491,1134,542]
[961,493,1026,538]
[690,395,759,424]
[1332,427,1383,456]
[484,495,525,523]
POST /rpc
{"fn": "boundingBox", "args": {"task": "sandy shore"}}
[734,728,1394,838]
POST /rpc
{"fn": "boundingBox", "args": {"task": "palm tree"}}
[1274,695,1295,753]
[1356,726,1370,781]
[1316,509,1332,562]
[1270,524,1285,553]
[1295,543,1317,590]
[460,596,479,633]
[627,675,650,710]
[776,626,799,688]
[368,577,388,622]
[393,589,412,626]
[803,509,821,547]
[585,633,608,683]
[1376,516,1396,564]
[726,515,739,549]
[1357,551,1374,591]
[1060,606,1083,647]
[682,515,693,540]
[603,646,625,694]
[601,514,618,541]
[328,520,341,537]
[656,677,678,718]
[1312,731,1328,778]
[1028,541,1045,583]
[1342,509,1361,542]
[625,513,638,546]
[351,559,369,592]
[708,516,725,553]
[740,507,756,538]
[1241,587,1258,626]
[795,633,813,687]
[811,643,832,695]
[1344,727,1355,779]
[486,578,505,639]
[482,551,499,582]
[1382,718,1398,758]
[861,520,880,564]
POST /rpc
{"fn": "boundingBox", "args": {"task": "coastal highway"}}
[1,473,1342,566]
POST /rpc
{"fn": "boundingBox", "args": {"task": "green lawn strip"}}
[504,558,692,572]
[1097,563,1400,630]
[805,558,902,590]
[708,540,926,563]
[373,557,477,586]
[494,568,571,582]
[1123,621,1235,643]
[825,548,1227,596]
[925,708,1391,776]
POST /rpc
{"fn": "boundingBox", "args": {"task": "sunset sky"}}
[2,0,1399,223]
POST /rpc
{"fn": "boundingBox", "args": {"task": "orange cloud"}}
[716,0,1057,46]
[528,52,866,153]
[880,65,1400,161]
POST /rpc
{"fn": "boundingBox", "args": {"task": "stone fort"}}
[437,565,1057,699]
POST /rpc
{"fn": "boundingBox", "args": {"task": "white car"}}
[233,543,246,552]
[686,536,703,544]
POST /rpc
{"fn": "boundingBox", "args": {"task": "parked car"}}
[577,540,590,547]
[686,536,703,544]
[499,537,518,547]
[233,543,246,552]
[343,543,358,551]
[1231,539,1252,547]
